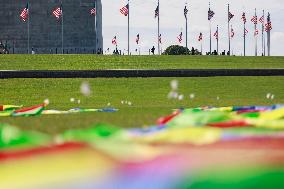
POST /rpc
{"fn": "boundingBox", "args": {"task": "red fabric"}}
[208,120,250,128]
[157,110,181,125]
[0,142,87,161]
[14,104,45,113]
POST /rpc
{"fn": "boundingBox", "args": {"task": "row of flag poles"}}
[19,1,273,56]
[20,1,97,54]
[114,1,272,56]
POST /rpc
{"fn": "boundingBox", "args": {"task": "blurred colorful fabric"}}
[1,105,284,189]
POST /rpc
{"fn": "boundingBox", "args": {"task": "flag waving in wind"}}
[251,15,258,25]
[214,29,218,39]
[208,8,215,20]
[177,32,183,43]
[155,5,159,18]
[136,34,140,44]
[265,13,272,32]
[184,6,188,19]
[259,15,264,24]
[20,3,29,22]
[228,11,234,21]
[254,29,259,36]
[90,3,96,16]
[244,28,249,36]
[158,34,162,44]
[112,36,117,45]
[53,5,62,19]
[120,4,129,16]
[242,12,247,23]
[198,33,203,41]
[231,28,235,38]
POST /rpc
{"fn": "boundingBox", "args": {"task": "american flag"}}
[158,34,162,44]
[244,28,249,36]
[20,3,29,22]
[184,6,188,19]
[177,32,183,43]
[251,15,258,25]
[231,28,235,38]
[155,5,159,18]
[228,11,234,21]
[213,29,218,39]
[90,4,96,16]
[208,8,215,21]
[120,4,129,16]
[259,15,264,24]
[198,33,203,41]
[242,12,247,23]
[254,29,259,36]
[265,13,272,32]
[53,6,62,19]
[136,34,140,44]
[112,36,117,45]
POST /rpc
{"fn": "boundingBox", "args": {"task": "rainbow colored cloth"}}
[0,104,118,117]
[1,105,284,189]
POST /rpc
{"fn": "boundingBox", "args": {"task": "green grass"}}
[0,55,284,70]
[1,77,284,135]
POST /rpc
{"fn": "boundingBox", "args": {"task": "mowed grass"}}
[1,77,284,135]
[0,55,284,70]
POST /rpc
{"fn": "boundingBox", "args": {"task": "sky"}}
[102,0,284,56]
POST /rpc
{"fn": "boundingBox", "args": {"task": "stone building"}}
[0,0,103,54]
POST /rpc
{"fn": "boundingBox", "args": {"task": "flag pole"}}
[267,12,271,56]
[185,2,188,49]
[128,0,130,55]
[263,10,266,56]
[244,12,246,57]
[216,25,219,54]
[228,4,230,55]
[95,0,97,54]
[158,0,160,55]
[254,8,257,56]
[27,1,30,54]
[209,2,212,54]
[61,2,64,54]
[262,9,264,56]
[231,25,233,55]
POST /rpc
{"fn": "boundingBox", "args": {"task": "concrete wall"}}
[0,0,103,54]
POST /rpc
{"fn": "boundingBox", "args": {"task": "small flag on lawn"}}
[120,4,129,16]
[12,104,46,117]
[20,3,29,22]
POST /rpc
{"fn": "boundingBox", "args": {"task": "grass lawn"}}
[0,55,284,70]
[1,76,284,135]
